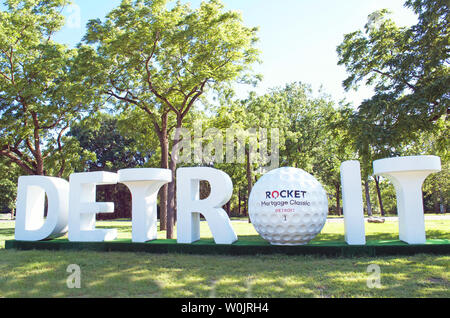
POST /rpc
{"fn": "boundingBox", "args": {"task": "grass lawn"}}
[0,219,449,298]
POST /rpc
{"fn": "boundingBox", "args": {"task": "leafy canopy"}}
[337,0,449,149]
[0,0,100,176]
[83,0,260,121]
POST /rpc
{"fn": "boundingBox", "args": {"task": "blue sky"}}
[53,0,418,107]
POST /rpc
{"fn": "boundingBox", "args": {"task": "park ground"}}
[0,217,448,298]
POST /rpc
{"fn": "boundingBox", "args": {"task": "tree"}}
[423,161,448,213]
[345,112,381,217]
[402,126,449,214]
[267,83,354,216]
[0,157,20,214]
[240,92,284,211]
[337,0,449,148]
[372,175,385,216]
[211,82,352,216]
[204,100,251,217]
[69,112,154,172]
[83,0,260,238]
[0,0,99,177]
[69,112,156,219]
[312,105,355,216]
[347,101,448,217]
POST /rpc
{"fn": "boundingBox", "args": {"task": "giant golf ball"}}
[249,167,328,245]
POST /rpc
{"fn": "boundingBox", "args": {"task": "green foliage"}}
[367,177,397,215]
[0,0,102,176]
[81,0,260,235]
[115,108,161,168]
[423,160,449,213]
[69,112,155,172]
[337,0,449,149]
[82,0,260,133]
[207,82,357,215]
[0,157,20,212]
[0,0,446,221]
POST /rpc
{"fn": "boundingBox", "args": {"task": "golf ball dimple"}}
[249,167,328,245]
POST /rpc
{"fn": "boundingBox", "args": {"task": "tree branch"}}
[40,115,65,130]
[0,70,11,82]
[181,79,208,118]
[0,46,14,84]
[25,138,36,157]
[372,68,417,91]
[30,110,44,174]
[9,46,14,85]
[0,148,35,175]
[106,89,162,132]
[1,143,35,168]
[56,123,69,177]
[106,89,140,106]
[144,32,180,116]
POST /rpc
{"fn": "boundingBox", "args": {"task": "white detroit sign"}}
[14,156,441,245]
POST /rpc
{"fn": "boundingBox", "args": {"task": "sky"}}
[52,0,419,107]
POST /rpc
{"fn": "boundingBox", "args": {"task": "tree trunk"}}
[31,113,45,176]
[246,148,252,223]
[166,117,183,239]
[167,160,176,239]
[439,188,446,214]
[364,179,373,217]
[244,192,248,217]
[238,189,242,216]
[159,185,168,230]
[158,118,169,231]
[335,183,341,216]
[34,149,44,175]
[433,188,440,213]
[373,176,385,216]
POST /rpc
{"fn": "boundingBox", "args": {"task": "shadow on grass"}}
[312,228,448,243]
[1,220,449,297]
[423,230,450,240]
[311,232,344,243]
[0,227,15,238]
[0,249,449,298]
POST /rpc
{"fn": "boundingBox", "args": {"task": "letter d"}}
[15,176,69,241]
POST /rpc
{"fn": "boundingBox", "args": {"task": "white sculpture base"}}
[118,168,172,243]
[373,156,441,244]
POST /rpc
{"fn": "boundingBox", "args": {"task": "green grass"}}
[0,219,449,298]
[47,218,450,243]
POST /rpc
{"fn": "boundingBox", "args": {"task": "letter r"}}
[176,167,237,244]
